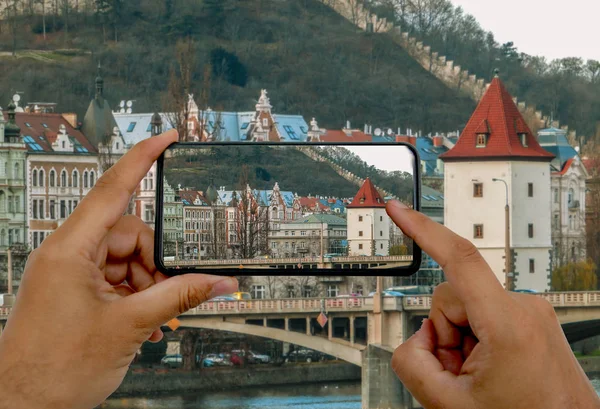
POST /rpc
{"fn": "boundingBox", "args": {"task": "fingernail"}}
[208,277,239,299]
[388,200,409,210]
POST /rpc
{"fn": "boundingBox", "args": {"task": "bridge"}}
[1,292,599,409]
[164,255,413,270]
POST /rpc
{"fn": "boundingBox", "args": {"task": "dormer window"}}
[476,134,487,147]
[519,133,528,147]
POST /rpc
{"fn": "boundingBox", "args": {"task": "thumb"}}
[392,319,463,408]
[120,274,238,332]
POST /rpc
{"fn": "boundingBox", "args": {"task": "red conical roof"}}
[347,178,386,208]
[440,76,554,162]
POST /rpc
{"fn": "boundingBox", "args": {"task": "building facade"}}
[346,178,390,256]
[441,74,554,292]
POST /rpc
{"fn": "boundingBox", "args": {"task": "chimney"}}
[346,120,351,129]
[62,113,78,129]
[369,125,372,134]
[433,136,443,147]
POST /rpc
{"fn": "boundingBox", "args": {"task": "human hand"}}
[0,130,238,409]
[386,200,600,409]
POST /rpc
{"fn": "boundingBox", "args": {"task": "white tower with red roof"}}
[440,71,554,291]
[347,178,390,256]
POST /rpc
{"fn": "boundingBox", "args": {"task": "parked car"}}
[232,292,252,300]
[513,289,538,293]
[283,348,322,363]
[231,349,271,364]
[209,295,237,301]
[368,290,405,297]
[161,354,182,369]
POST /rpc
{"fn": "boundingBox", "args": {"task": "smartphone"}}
[154,142,421,276]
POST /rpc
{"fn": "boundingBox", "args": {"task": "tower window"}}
[528,183,534,197]
[476,134,487,147]
[473,183,483,197]
[528,223,534,238]
[474,224,483,239]
[529,259,535,273]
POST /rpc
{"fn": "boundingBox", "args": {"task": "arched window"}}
[14,163,19,179]
[148,172,153,190]
[49,170,56,187]
[0,229,5,246]
[568,188,574,204]
[4,162,8,177]
[0,191,4,213]
[39,169,44,187]
[72,170,79,188]
[60,170,67,187]
[90,171,95,186]
[83,171,89,188]
[32,170,38,187]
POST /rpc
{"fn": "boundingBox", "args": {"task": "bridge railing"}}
[402,292,600,310]
[184,297,374,315]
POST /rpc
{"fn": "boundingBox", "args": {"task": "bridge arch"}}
[180,317,364,366]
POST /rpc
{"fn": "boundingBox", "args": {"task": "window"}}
[359,231,363,237]
[127,122,137,132]
[72,170,79,188]
[262,118,269,127]
[529,259,535,273]
[286,286,295,298]
[528,223,534,238]
[327,285,339,298]
[568,188,574,205]
[39,169,44,186]
[90,171,95,186]
[301,231,306,236]
[380,216,383,222]
[473,183,483,197]
[61,170,67,187]
[241,122,249,130]
[291,231,295,236]
[33,200,38,219]
[49,170,56,187]
[553,214,559,229]
[251,285,266,300]
[302,286,313,298]
[528,183,533,197]
[283,125,299,140]
[358,244,363,250]
[520,133,528,147]
[380,230,383,237]
[60,200,67,219]
[476,133,487,147]
[554,188,559,203]
[62,141,66,149]
[271,242,277,249]
[32,170,37,187]
[8,196,13,213]
[359,216,363,222]
[380,243,383,249]
[50,200,55,219]
[39,200,44,219]
[14,163,19,179]
[474,224,484,238]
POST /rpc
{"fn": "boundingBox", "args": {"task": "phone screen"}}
[155,142,420,275]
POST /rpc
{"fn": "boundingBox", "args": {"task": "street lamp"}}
[492,178,512,291]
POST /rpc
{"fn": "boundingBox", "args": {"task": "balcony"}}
[569,200,580,211]
[0,178,25,188]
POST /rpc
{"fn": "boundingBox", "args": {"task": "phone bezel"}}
[154,141,422,276]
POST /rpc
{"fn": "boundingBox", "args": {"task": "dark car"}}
[283,348,324,363]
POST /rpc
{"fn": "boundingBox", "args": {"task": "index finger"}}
[59,129,178,244]
[386,200,508,310]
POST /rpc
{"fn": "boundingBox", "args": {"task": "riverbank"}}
[111,357,600,398]
[112,363,361,397]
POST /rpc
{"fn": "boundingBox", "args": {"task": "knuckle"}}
[177,279,211,314]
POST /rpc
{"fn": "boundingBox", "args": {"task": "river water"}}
[99,378,600,409]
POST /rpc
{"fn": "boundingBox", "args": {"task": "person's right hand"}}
[386,200,600,409]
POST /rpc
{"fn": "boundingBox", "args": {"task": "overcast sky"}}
[450,0,599,62]
[343,145,415,173]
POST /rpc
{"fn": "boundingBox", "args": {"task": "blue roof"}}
[538,128,578,170]
[415,137,448,177]
[217,189,296,207]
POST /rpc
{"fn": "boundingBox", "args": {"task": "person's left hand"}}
[0,129,238,409]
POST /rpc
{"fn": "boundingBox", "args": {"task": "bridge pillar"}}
[284,317,289,331]
[328,317,333,340]
[362,344,418,409]
[263,318,267,327]
[306,317,310,335]
[350,314,355,345]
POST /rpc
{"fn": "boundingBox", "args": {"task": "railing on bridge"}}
[164,255,413,267]
[401,292,600,310]
[184,297,375,315]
